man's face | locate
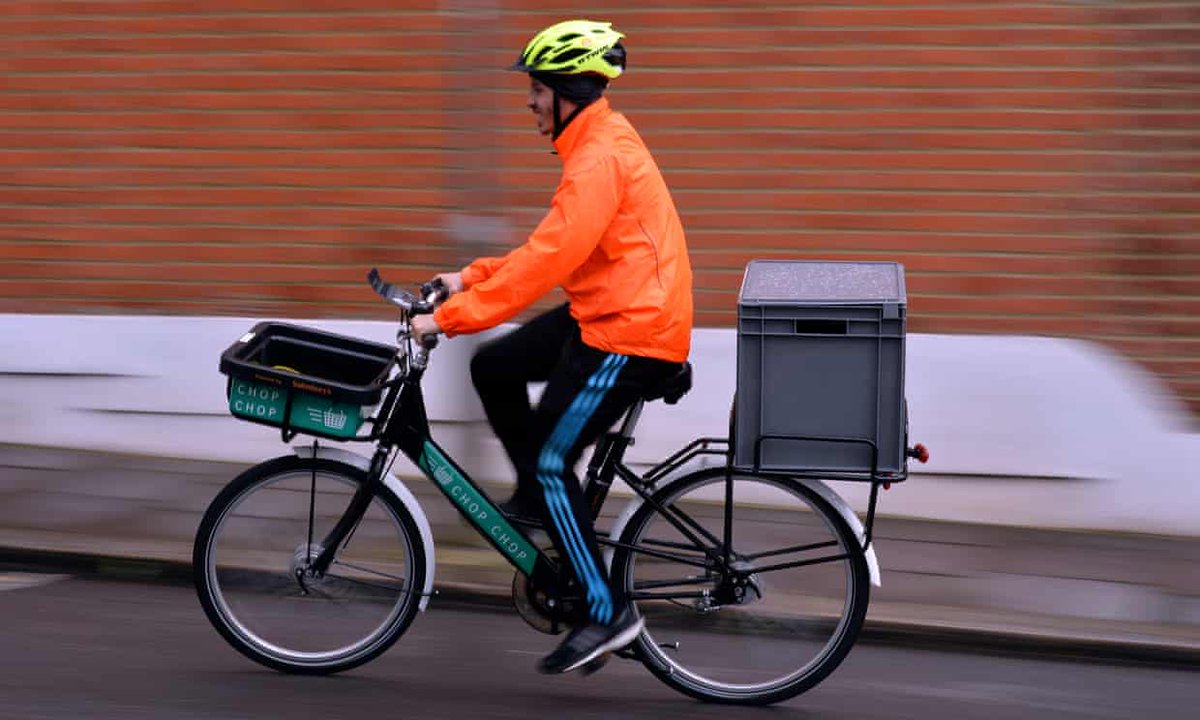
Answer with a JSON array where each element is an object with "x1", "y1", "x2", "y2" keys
[{"x1": 527, "y1": 76, "x2": 555, "y2": 137}]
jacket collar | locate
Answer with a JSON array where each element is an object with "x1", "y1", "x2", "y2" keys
[{"x1": 552, "y1": 97, "x2": 611, "y2": 160}]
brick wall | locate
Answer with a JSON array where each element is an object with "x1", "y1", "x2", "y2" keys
[{"x1": 3, "y1": 1, "x2": 1198, "y2": 410}]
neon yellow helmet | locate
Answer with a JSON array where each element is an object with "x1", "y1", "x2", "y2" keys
[{"x1": 511, "y1": 19, "x2": 627, "y2": 80}]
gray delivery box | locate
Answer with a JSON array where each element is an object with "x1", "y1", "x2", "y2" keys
[{"x1": 734, "y1": 260, "x2": 907, "y2": 477}]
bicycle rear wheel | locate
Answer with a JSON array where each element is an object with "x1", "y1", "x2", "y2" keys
[
  {"x1": 193, "y1": 455, "x2": 425, "y2": 674},
  {"x1": 610, "y1": 467, "x2": 870, "y2": 705}
]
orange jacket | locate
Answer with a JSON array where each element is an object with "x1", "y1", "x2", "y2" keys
[{"x1": 433, "y1": 98, "x2": 693, "y2": 363}]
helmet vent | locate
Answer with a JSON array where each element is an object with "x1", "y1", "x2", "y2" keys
[{"x1": 551, "y1": 47, "x2": 589, "y2": 64}]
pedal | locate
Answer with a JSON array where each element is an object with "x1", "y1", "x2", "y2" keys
[{"x1": 580, "y1": 652, "x2": 611, "y2": 676}]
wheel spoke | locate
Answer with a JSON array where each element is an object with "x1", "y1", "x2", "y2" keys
[
  {"x1": 751, "y1": 553, "x2": 853, "y2": 575},
  {"x1": 307, "y1": 464, "x2": 317, "y2": 559},
  {"x1": 632, "y1": 590, "x2": 709, "y2": 601},
  {"x1": 331, "y1": 559, "x2": 410, "y2": 586},
  {"x1": 627, "y1": 544, "x2": 713, "y2": 568},
  {"x1": 746, "y1": 539, "x2": 839, "y2": 561},
  {"x1": 321, "y1": 573, "x2": 410, "y2": 598},
  {"x1": 633, "y1": 575, "x2": 714, "y2": 591}
]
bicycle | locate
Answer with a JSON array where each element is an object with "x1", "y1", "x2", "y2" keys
[{"x1": 193, "y1": 268, "x2": 928, "y2": 705}]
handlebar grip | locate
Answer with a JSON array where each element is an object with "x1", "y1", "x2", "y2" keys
[
  {"x1": 420, "y1": 277, "x2": 451, "y2": 304},
  {"x1": 367, "y1": 267, "x2": 395, "y2": 300},
  {"x1": 420, "y1": 334, "x2": 440, "y2": 351}
]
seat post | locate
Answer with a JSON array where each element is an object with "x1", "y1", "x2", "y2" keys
[
  {"x1": 584, "y1": 399, "x2": 643, "y2": 517},
  {"x1": 617, "y1": 399, "x2": 645, "y2": 439}
]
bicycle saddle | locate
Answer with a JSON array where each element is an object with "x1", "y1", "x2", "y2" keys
[{"x1": 642, "y1": 362, "x2": 692, "y2": 405}]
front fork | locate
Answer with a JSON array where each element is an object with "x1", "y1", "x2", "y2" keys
[{"x1": 303, "y1": 445, "x2": 391, "y2": 578}]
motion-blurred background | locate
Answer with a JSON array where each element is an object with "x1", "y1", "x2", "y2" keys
[{"x1": 2, "y1": 0, "x2": 1197, "y2": 688}]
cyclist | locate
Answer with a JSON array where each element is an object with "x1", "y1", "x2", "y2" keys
[{"x1": 411, "y1": 19, "x2": 693, "y2": 674}]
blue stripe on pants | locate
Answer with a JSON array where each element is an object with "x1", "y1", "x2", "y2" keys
[
  {"x1": 538, "y1": 355, "x2": 625, "y2": 623},
  {"x1": 536, "y1": 354, "x2": 627, "y2": 624}
]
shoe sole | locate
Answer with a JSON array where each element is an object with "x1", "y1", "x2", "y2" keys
[
  {"x1": 559, "y1": 618, "x2": 645, "y2": 674},
  {"x1": 580, "y1": 653, "x2": 609, "y2": 676}
]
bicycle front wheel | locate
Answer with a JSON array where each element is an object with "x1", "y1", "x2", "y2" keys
[
  {"x1": 193, "y1": 455, "x2": 426, "y2": 674},
  {"x1": 610, "y1": 468, "x2": 870, "y2": 705}
]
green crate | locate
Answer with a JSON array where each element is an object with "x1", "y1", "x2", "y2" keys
[{"x1": 229, "y1": 378, "x2": 365, "y2": 440}]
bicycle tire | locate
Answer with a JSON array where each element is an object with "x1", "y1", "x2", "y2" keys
[
  {"x1": 610, "y1": 467, "x2": 870, "y2": 705},
  {"x1": 194, "y1": 455, "x2": 426, "y2": 674}
]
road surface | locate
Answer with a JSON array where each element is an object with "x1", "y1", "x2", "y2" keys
[{"x1": 1, "y1": 572, "x2": 1194, "y2": 719}]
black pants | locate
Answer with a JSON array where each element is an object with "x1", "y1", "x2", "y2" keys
[{"x1": 470, "y1": 304, "x2": 682, "y2": 625}]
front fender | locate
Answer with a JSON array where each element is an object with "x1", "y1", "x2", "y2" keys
[
  {"x1": 293, "y1": 445, "x2": 437, "y2": 610},
  {"x1": 604, "y1": 475, "x2": 881, "y2": 588}
]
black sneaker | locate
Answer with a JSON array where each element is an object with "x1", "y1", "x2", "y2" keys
[
  {"x1": 498, "y1": 490, "x2": 541, "y2": 521},
  {"x1": 537, "y1": 608, "x2": 644, "y2": 675}
]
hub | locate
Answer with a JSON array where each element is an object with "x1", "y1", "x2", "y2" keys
[
  {"x1": 713, "y1": 559, "x2": 764, "y2": 607},
  {"x1": 290, "y1": 543, "x2": 325, "y2": 593}
]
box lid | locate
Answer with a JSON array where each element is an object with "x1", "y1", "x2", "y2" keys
[{"x1": 739, "y1": 260, "x2": 906, "y2": 305}]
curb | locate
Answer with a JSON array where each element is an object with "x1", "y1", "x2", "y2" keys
[
  {"x1": 3, "y1": 546, "x2": 1196, "y2": 669},
  {"x1": 857, "y1": 619, "x2": 1199, "y2": 668}
]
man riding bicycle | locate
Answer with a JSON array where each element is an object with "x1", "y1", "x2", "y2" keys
[{"x1": 411, "y1": 19, "x2": 693, "y2": 674}]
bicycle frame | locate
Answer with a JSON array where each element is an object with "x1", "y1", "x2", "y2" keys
[
  {"x1": 360, "y1": 367, "x2": 562, "y2": 593},
  {"x1": 370, "y1": 370, "x2": 735, "y2": 579},
  {"x1": 305, "y1": 326, "x2": 882, "y2": 604}
]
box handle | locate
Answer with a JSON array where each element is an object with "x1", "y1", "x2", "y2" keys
[{"x1": 793, "y1": 319, "x2": 848, "y2": 335}]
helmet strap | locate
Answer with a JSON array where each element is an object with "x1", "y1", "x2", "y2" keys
[
  {"x1": 551, "y1": 91, "x2": 588, "y2": 141},
  {"x1": 552, "y1": 90, "x2": 563, "y2": 139}
]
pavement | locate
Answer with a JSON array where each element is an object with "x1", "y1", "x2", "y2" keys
[{"x1": 2, "y1": 443, "x2": 1197, "y2": 666}]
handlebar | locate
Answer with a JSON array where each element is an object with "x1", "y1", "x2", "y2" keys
[
  {"x1": 367, "y1": 268, "x2": 445, "y2": 316},
  {"x1": 367, "y1": 267, "x2": 446, "y2": 354}
]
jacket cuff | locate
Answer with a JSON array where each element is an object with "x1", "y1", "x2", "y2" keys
[
  {"x1": 460, "y1": 263, "x2": 486, "y2": 289},
  {"x1": 432, "y1": 305, "x2": 458, "y2": 338}
]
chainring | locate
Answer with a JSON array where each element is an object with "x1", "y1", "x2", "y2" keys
[{"x1": 511, "y1": 558, "x2": 588, "y2": 635}]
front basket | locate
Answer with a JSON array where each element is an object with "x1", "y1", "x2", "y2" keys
[{"x1": 218, "y1": 322, "x2": 398, "y2": 440}]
